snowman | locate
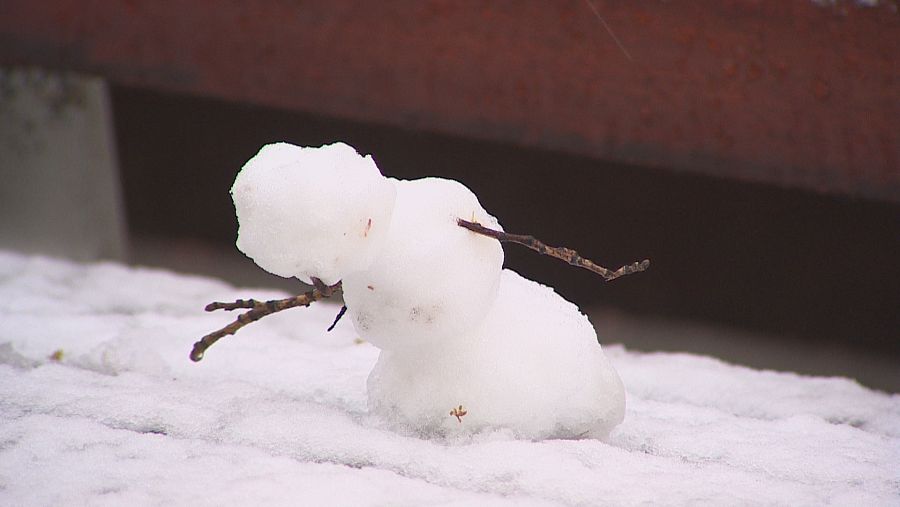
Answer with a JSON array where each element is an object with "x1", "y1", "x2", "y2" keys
[{"x1": 221, "y1": 141, "x2": 631, "y2": 440}]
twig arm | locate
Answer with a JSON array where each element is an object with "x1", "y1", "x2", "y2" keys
[
  {"x1": 192, "y1": 219, "x2": 646, "y2": 362},
  {"x1": 457, "y1": 218, "x2": 649, "y2": 281},
  {"x1": 190, "y1": 282, "x2": 341, "y2": 362}
]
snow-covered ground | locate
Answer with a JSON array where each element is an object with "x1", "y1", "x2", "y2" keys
[{"x1": 1, "y1": 250, "x2": 897, "y2": 506}]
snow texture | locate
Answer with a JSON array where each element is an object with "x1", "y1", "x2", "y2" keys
[
  {"x1": 342, "y1": 177, "x2": 504, "y2": 350},
  {"x1": 231, "y1": 142, "x2": 395, "y2": 285},
  {"x1": 367, "y1": 269, "x2": 625, "y2": 440},
  {"x1": 2, "y1": 250, "x2": 898, "y2": 506}
]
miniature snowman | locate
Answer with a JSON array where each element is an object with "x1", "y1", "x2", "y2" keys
[{"x1": 230, "y1": 142, "x2": 626, "y2": 440}]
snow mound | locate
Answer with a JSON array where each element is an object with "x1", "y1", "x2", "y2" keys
[
  {"x1": 1, "y1": 251, "x2": 898, "y2": 505},
  {"x1": 368, "y1": 269, "x2": 625, "y2": 440},
  {"x1": 232, "y1": 142, "x2": 395, "y2": 285},
  {"x1": 342, "y1": 178, "x2": 504, "y2": 349}
]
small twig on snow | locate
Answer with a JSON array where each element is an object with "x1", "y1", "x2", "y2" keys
[
  {"x1": 327, "y1": 305, "x2": 348, "y2": 332},
  {"x1": 190, "y1": 280, "x2": 341, "y2": 362},
  {"x1": 457, "y1": 218, "x2": 649, "y2": 281},
  {"x1": 450, "y1": 405, "x2": 468, "y2": 423}
]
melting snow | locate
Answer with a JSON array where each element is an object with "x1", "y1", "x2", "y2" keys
[{"x1": 1, "y1": 250, "x2": 898, "y2": 505}]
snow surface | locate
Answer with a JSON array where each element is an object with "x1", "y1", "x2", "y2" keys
[{"x1": 1, "y1": 250, "x2": 899, "y2": 506}]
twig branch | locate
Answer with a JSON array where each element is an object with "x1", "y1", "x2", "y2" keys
[
  {"x1": 192, "y1": 220, "x2": 646, "y2": 362},
  {"x1": 190, "y1": 281, "x2": 341, "y2": 362},
  {"x1": 457, "y1": 218, "x2": 649, "y2": 281},
  {"x1": 327, "y1": 305, "x2": 348, "y2": 332}
]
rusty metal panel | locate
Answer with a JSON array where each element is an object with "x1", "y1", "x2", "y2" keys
[{"x1": 1, "y1": 1, "x2": 897, "y2": 201}]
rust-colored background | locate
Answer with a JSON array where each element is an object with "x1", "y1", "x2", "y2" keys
[{"x1": 2, "y1": 0, "x2": 897, "y2": 200}]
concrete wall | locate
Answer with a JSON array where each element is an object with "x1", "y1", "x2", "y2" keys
[{"x1": 0, "y1": 67, "x2": 126, "y2": 261}]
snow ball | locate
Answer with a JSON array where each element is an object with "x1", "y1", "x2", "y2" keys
[
  {"x1": 231, "y1": 142, "x2": 395, "y2": 285},
  {"x1": 366, "y1": 269, "x2": 626, "y2": 440},
  {"x1": 342, "y1": 178, "x2": 504, "y2": 350}
]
